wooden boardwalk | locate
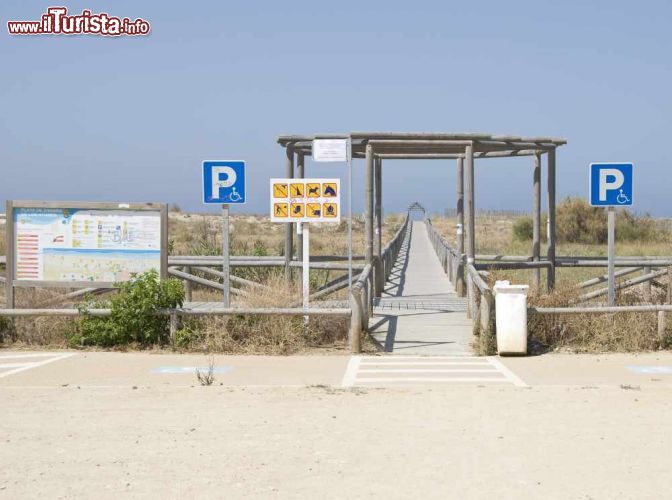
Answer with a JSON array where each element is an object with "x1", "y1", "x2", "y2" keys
[{"x1": 369, "y1": 221, "x2": 473, "y2": 355}]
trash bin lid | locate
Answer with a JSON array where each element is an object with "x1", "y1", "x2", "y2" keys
[{"x1": 493, "y1": 282, "x2": 529, "y2": 295}]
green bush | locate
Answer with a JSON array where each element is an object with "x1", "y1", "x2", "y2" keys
[
  {"x1": 68, "y1": 270, "x2": 184, "y2": 348},
  {"x1": 512, "y1": 217, "x2": 534, "y2": 241},
  {"x1": 0, "y1": 316, "x2": 11, "y2": 343}
]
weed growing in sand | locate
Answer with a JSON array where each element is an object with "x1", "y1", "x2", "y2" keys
[{"x1": 196, "y1": 356, "x2": 216, "y2": 386}]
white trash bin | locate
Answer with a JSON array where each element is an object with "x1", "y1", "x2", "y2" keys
[{"x1": 493, "y1": 280, "x2": 529, "y2": 355}]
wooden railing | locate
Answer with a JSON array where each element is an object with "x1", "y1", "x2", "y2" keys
[
  {"x1": 424, "y1": 217, "x2": 495, "y2": 339},
  {"x1": 425, "y1": 218, "x2": 461, "y2": 288},
  {"x1": 348, "y1": 213, "x2": 410, "y2": 353}
]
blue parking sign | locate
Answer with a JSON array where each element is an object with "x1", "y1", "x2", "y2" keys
[
  {"x1": 589, "y1": 163, "x2": 633, "y2": 207},
  {"x1": 202, "y1": 161, "x2": 246, "y2": 204}
]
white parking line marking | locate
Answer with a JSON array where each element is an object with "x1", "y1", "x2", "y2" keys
[
  {"x1": 0, "y1": 353, "x2": 70, "y2": 360},
  {"x1": 0, "y1": 353, "x2": 76, "y2": 379},
  {"x1": 487, "y1": 357, "x2": 527, "y2": 387},
  {"x1": 341, "y1": 356, "x2": 361, "y2": 388},
  {"x1": 0, "y1": 363, "x2": 40, "y2": 369}
]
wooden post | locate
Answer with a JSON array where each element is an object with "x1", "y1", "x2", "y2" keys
[
  {"x1": 456, "y1": 157, "x2": 465, "y2": 296},
  {"x1": 465, "y1": 144, "x2": 475, "y2": 313},
  {"x1": 658, "y1": 311, "x2": 666, "y2": 346},
  {"x1": 284, "y1": 145, "x2": 294, "y2": 283},
  {"x1": 546, "y1": 147, "x2": 557, "y2": 291},
  {"x1": 350, "y1": 290, "x2": 362, "y2": 353},
  {"x1": 5, "y1": 201, "x2": 15, "y2": 309},
  {"x1": 668, "y1": 267, "x2": 672, "y2": 304},
  {"x1": 160, "y1": 203, "x2": 169, "y2": 282},
  {"x1": 374, "y1": 156, "x2": 383, "y2": 296},
  {"x1": 365, "y1": 144, "x2": 374, "y2": 269},
  {"x1": 170, "y1": 312, "x2": 178, "y2": 346},
  {"x1": 183, "y1": 266, "x2": 192, "y2": 302},
  {"x1": 465, "y1": 144, "x2": 475, "y2": 266},
  {"x1": 532, "y1": 152, "x2": 541, "y2": 291},
  {"x1": 643, "y1": 266, "x2": 651, "y2": 302}
]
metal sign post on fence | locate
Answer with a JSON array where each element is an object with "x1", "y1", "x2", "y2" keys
[
  {"x1": 607, "y1": 206, "x2": 615, "y2": 306},
  {"x1": 589, "y1": 162, "x2": 634, "y2": 306},
  {"x1": 222, "y1": 203, "x2": 230, "y2": 307},
  {"x1": 202, "y1": 160, "x2": 247, "y2": 308}
]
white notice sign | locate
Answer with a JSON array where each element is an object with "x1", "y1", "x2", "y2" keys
[{"x1": 312, "y1": 139, "x2": 348, "y2": 162}]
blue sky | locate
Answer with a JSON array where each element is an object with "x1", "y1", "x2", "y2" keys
[{"x1": 1, "y1": 1, "x2": 671, "y2": 215}]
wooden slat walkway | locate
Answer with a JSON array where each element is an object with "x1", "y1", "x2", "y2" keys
[{"x1": 369, "y1": 221, "x2": 473, "y2": 355}]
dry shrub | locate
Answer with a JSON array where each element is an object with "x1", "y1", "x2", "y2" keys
[
  {"x1": 176, "y1": 275, "x2": 348, "y2": 354},
  {"x1": 1, "y1": 288, "x2": 80, "y2": 346},
  {"x1": 527, "y1": 284, "x2": 667, "y2": 353},
  {"x1": 5, "y1": 316, "x2": 75, "y2": 347}
]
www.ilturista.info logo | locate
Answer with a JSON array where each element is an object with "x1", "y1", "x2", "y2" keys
[{"x1": 7, "y1": 7, "x2": 151, "y2": 36}]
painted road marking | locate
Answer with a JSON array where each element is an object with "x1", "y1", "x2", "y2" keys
[
  {"x1": 342, "y1": 356, "x2": 526, "y2": 387},
  {"x1": 0, "y1": 352, "x2": 76, "y2": 379},
  {"x1": 627, "y1": 365, "x2": 672, "y2": 374}
]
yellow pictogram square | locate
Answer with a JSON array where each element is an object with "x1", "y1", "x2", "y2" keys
[
  {"x1": 290, "y1": 203, "x2": 305, "y2": 218},
  {"x1": 322, "y1": 183, "x2": 337, "y2": 197},
  {"x1": 323, "y1": 203, "x2": 337, "y2": 218},
  {"x1": 273, "y1": 183, "x2": 288, "y2": 198},
  {"x1": 273, "y1": 203, "x2": 288, "y2": 218},
  {"x1": 306, "y1": 183, "x2": 321, "y2": 198},
  {"x1": 290, "y1": 183, "x2": 305, "y2": 198},
  {"x1": 306, "y1": 203, "x2": 321, "y2": 218}
]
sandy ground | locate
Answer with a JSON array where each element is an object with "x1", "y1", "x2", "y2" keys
[
  {"x1": 2, "y1": 351, "x2": 672, "y2": 498},
  {"x1": 2, "y1": 384, "x2": 672, "y2": 499}
]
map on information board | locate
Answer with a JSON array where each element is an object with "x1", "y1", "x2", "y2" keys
[{"x1": 13, "y1": 208, "x2": 162, "y2": 283}]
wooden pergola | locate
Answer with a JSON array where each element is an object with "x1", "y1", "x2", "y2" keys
[{"x1": 277, "y1": 132, "x2": 567, "y2": 296}]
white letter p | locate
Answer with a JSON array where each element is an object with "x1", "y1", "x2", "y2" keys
[
  {"x1": 211, "y1": 166, "x2": 236, "y2": 198},
  {"x1": 599, "y1": 168, "x2": 624, "y2": 201}
]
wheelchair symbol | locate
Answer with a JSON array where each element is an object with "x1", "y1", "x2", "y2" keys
[
  {"x1": 616, "y1": 189, "x2": 630, "y2": 204},
  {"x1": 226, "y1": 187, "x2": 242, "y2": 203}
]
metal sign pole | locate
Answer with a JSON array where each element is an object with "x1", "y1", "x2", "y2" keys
[
  {"x1": 222, "y1": 203, "x2": 230, "y2": 307},
  {"x1": 303, "y1": 222, "x2": 310, "y2": 324},
  {"x1": 607, "y1": 206, "x2": 615, "y2": 306},
  {"x1": 347, "y1": 137, "x2": 353, "y2": 294}
]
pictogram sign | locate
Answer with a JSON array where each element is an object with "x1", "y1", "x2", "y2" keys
[{"x1": 270, "y1": 178, "x2": 340, "y2": 223}]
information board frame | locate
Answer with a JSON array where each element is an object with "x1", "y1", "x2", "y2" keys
[{"x1": 5, "y1": 200, "x2": 168, "y2": 307}]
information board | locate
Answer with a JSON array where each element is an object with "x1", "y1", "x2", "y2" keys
[{"x1": 8, "y1": 202, "x2": 166, "y2": 287}]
